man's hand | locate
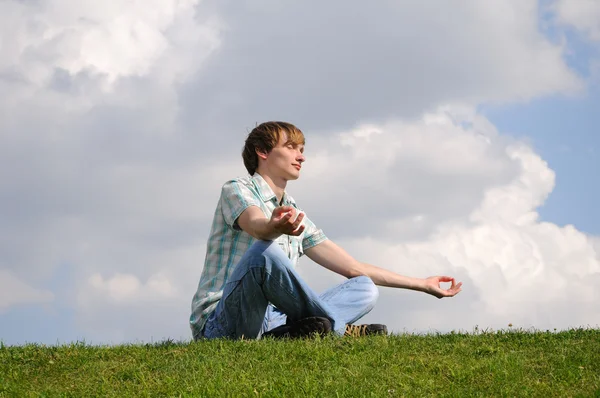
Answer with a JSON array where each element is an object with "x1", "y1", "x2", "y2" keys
[
  {"x1": 423, "y1": 276, "x2": 462, "y2": 299},
  {"x1": 268, "y1": 206, "x2": 306, "y2": 236}
]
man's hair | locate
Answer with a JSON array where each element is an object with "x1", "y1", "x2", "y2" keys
[{"x1": 242, "y1": 121, "x2": 305, "y2": 175}]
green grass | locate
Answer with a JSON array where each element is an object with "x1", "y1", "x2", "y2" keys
[{"x1": 1, "y1": 328, "x2": 599, "y2": 397}]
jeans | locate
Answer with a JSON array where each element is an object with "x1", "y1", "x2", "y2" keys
[{"x1": 202, "y1": 240, "x2": 379, "y2": 339}]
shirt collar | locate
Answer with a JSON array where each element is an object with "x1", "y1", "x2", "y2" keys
[{"x1": 251, "y1": 173, "x2": 291, "y2": 205}]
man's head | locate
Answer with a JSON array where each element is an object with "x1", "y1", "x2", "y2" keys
[{"x1": 242, "y1": 121, "x2": 305, "y2": 178}]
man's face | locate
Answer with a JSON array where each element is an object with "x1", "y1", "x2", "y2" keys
[{"x1": 262, "y1": 132, "x2": 305, "y2": 181}]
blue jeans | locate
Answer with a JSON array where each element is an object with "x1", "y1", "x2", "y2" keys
[{"x1": 202, "y1": 240, "x2": 379, "y2": 339}]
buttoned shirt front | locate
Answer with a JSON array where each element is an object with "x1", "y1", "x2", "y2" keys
[{"x1": 189, "y1": 174, "x2": 328, "y2": 337}]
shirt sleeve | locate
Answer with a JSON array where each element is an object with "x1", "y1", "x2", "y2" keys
[
  {"x1": 301, "y1": 213, "x2": 328, "y2": 251},
  {"x1": 220, "y1": 180, "x2": 263, "y2": 230}
]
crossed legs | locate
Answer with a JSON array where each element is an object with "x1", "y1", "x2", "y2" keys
[{"x1": 202, "y1": 240, "x2": 379, "y2": 339}]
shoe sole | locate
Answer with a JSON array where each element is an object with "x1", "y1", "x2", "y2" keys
[
  {"x1": 263, "y1": 317, "x2": 332, "y2": 339},
  {"x1": 344, "y1": 323, "x2": 389, "y2": 337},
  {"x1": 369, "y1": 324, "x2": 388, "y2": 335}
]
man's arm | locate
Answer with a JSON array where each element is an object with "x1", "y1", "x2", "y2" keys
[
  {"x1": 305, "y1": 240, "x2": 462, "y2": 299},
  {"x1": 237, "y1": 206, "x2": 305, "y2": 241}
]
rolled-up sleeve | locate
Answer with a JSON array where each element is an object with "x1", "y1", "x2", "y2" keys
[
  {"x1": 220, "y1": 181, "x2": 262, "y2": 230},
  {"x1": 301, "y1": 215, "x2": 328, "y2": 251}
]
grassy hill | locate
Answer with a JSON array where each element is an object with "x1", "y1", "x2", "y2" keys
[{"x1": 1, "y1": 328, "x2": 599, "y2": 397}]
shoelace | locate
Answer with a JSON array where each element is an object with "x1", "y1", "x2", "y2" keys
[{"x1": 344, "y1": 324, "x2": 368, "y2": 337}]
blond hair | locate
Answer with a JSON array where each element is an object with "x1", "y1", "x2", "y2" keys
[{"x1": 242, "y1": 121, "x2": 305, "y2": 175}]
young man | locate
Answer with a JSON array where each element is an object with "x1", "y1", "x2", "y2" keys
[{"x1": 190, "y1": 121, "x2": 462, "y2": 340}]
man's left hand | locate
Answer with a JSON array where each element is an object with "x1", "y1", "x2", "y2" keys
[{"x1": 423, "y1": 276, "x2": 462, "y2": 299}]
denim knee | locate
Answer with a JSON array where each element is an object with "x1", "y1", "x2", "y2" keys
[
  {"x1": 260, "y1": 241, "x2": 291, "y2": 269},
  {"x1": 354, "y1": 275, "x2": 379, "y2": 306},
  {"x1": 233, "y1": 240, "x2": 290, "y2": 280}
]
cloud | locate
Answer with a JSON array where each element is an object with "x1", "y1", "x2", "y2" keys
[
  {"x1": 297, "y1": 109, "x2": 600, "y2": 333},
  {"x1": 0, "y1": 0, "x2": 225, "y2": 280},
  {"x1": 178, "y1": 0, "x2": 582, "y2": 135},
  {"x1": 86, "y1": 272, "x2": 178, "y2": 302},
  {"x1": 292, "y1": 105, "x2": 520, "y2": 241},
  {"x1": 69, "y1": 106, "x2": 599, "y2": 341},
  {"x1": 0, "y1": 1, "x2": 597, "y2": 344},
  {"x1": 0, "y1": 269, "x2": 54, "y2": 313},
  {"x1": 552, "y1": 0, "x2": 600, "y2": 41},
  {"x1": 0, "y1": 0, "x2": 222, "y2": 89},
  {"x1": 73, "y1": 244, "x2": 213, "y2": 343}
]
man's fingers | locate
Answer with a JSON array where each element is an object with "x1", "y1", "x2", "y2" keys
[
  {"x1": 436, "y1": 276, "x2": 458, "y2": 290},
  {"x1": 272, "y1": 208, "x2": 307, "y2": 236},
  {"x1": 274, "y1": 206, "x2": 295, "y2": 217},
  {"x1": 427, "y1": 276, "x2": 462, "y2": 298},
  {"x1": 290, "y1": 224, "x2": 306, "y2": 236},
  {"x1": 288, "y1": 213, "x2": 305, "y2": 235},
  {"x1": 444, "y1": 282, "x2": 463, "y2": 297},
  {"x1": 279, "y1": 210, "x2": 303, "y2": 227},
  {"x1": 275, "y1": 209, "x2": 296, "y2": 222},
  {"x1": 292, "y1": 212, "x2": 305, "y2": 228}
]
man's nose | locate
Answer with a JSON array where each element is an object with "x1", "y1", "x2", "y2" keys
[{"x1": 297, "y1": 153, "x2": 305, "y2": 163}]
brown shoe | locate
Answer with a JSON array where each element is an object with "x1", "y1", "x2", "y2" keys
[{"x1": 344, "y1": 324, "x2": 388, "y2": 337}]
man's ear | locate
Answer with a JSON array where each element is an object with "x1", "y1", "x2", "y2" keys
[{"x1": 256, "y1": 148, "x2": 268, "y2": 160}]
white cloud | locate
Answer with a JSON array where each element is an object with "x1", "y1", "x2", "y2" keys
[
  {"x1": 297, "y1": 108, "x2": 600, "y2": 333},
  {"x1": 75, "y1": 258, "x2": 205, "y2": 343},
  {"x1": 0, "y1": 269, "x2": 54, "y2": 313},
  {"x1": 179, "y1": 0, "x2": 581, "y2": 133},
  {"x1": 553, "y1": 0, "x2": 600, "y2": 41},
  {"x1": 0, "y1": 0, "x2": 226, "y2": 284},
  {"x1": 0, "y1": 0, "x2": 221, "y2": 89},
  {"x1": 0, "y1": 1, "x2": 597, "y2": 343},
  {"x1": 86, "y1": 272, "x2": 177, "y2": 303},
  {"x1": 293, "y1": 105, "x2": 520, "y2": 241}
]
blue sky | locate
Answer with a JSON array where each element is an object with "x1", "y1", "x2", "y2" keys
[
  {"x1": 484, "y1": 24, "x2": 600, "y2": 235},
  {"x1": 484, "y1": 91, "x2": 600, "y2": 235},
  {"x1": 1, "y1": 0, "x2": 599, "y2": 346}
]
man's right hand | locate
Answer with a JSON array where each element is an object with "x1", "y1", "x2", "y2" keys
[
  {"x1": 236, "y1": 205, "x2": 306, "y2": 241},
  {"x1": 269, "y1": 206, "x2": 306, "y2": 236}
]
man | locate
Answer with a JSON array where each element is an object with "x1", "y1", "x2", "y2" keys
[{"x1": 190, "y1": 121, "x2": 462, "y2": 340}]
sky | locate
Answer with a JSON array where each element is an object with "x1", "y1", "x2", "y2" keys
[{"x1": 0, "y1": 0, "x2": 599, "y2": 345}]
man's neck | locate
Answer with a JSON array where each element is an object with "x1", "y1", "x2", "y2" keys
[{"x1": 256, "y1": 172, "x2": 286, "y2": 204}]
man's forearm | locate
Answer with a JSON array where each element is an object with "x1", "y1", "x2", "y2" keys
[
  {"x1": 356, "y1": 262, "x2": 427, "y2": 291},
  {"x1": 305, "y1": 240, "x2": 461, "y2": 298},
  {"x1": 306, "y1": 240, "x2": 427, "y2": 291},
  {"x1": 238, "y1": 206, "x2": 305, "y2": 241},
  {"x1": 247, "y1": 218, "x2": 282, "y2": 241}
]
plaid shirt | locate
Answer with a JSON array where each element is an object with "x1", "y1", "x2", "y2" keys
[{"x1": 189, "y1": 173, "x2": 328, "y2": 337}]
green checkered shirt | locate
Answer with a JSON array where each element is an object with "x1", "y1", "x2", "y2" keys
[{"x1": 189, "y1": 173, "x2": 328, "y2": 338}]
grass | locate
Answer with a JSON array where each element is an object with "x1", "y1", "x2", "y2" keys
[{"x1": 1, "y1": 328, "x2": 599, "y2": 397}]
